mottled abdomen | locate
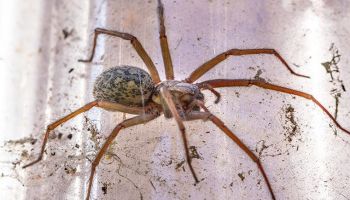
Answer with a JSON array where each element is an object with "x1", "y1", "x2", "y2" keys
[{"x1": 93, "y1": 66, "x2": 155, "y2": 107}]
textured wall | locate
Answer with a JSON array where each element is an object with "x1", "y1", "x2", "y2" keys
[{"x1": 1, "y1": 0, "x2": 350, "y2": 199}]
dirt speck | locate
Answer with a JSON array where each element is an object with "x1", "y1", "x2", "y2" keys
[
  {"x1": 255, "y1": 140, "x2": 269, "y2": 158},
  {"x1": 84, "y1": 116, "x2": 101, "y2": 152},
  {"x1": 255, "y1": 104, "x2": 302, "y2": 158},
  {"x1": 175, "y1": 160, "x2": 185, "y2": 170},
  {"x1": 321, "y1": 43, "x2": 345, "y2": 122},
  {"x1": 238, "y1": 172, "x2": 245, "y2": 181},
  {"x1": 189, "y1": 146, "x2": 202, "y2": 160},
  {"x1": 64, "y1": 165, "x2": 77, "y2": 175},
  {"x1": 283, "y1": 105, "x2": 299, "y2": 142},
  {"x1": 254, "y1": 69, "x2": 264, "y2": 81},
  {"x1": 21, "y1": 150, "x2": 29, "y2": 158},
  {"x1": 6, "y1": 136, "x2": 37, "y2": 146},
  {"x1": 102, "y1": 182, "x2": 109, "y2": 195},
  {"x1": 62, "y1": 28, "x2": 74, "y2": 39}
]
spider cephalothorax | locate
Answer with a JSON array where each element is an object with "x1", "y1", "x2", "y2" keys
[
  {"x1": 23, "y1": 0, "x2": 350, "y2": 200},
  {"x1": 152, "y1": 80, "x2": 205, "y2": 118}
]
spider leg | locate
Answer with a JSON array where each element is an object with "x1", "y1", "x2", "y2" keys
[
  {"x1": 86, "y1": 112, "x2": 159, "y2": 200},
  {"x1": 157, "y1": 0, "x2": 174, "y2": 80},
  {"x1": 159, "y1": 86, "x2": 200, "y2": 183},
  {"x1": 186, "y1": 49, "x2": 310, "y2": 83},
  {"x1": 22, "y1": 101, "x2": 99, "y2": 168},
  {"x1": 199, "y1": 83, "x2": 221, "y2": 103},
  {"x1": 78, "y1": 28, "x2": 161, "y2": 83},
  {"x1": 188, "y1": 103, "x2": 276, "y2": 200},
  {"x1": 22, "y1": 101, "x2": 158, "y2": 168},
  {"x1": 197, "y1": 79, "x2": 350, "y2": 135},
  {"x1": 182, "y1": 111, "x2": 211, "y2": 121}
]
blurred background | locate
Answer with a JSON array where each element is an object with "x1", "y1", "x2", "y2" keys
[{"x1": 1, "y1": 0, "x2": 350, "y2": 199}]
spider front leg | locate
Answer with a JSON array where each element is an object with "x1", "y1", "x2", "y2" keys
[
  {"x1": 86, "y1": 112, "x2": 159, "y2": 200},
  {"x1": 157, "y1": 0, "x2": 174, "y2": 80},
  {"x1": 197, "y1": 79, "x2": 350, "y2": 135},
  {"x1": 186, "y1": 48, "x2": 310, "y2": 83},
  {"x1": 79, "y1": 28, "x2": 161, "y2": 83},
  {"x1": 159, "y1": 87, "x2": 200, "y2": 183}
]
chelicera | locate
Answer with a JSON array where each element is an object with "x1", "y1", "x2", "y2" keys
[{"x1": 23, "y1": 1, "x2": 350, "y2": 200}]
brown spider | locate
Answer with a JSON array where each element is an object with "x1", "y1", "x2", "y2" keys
[{"x1": 22, "y1": 0, "x2": 350, "y2": 200}]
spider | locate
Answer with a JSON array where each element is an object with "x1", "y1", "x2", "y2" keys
[{"x1": 22, "y1": 1, "x2": 350, "y2": 200}]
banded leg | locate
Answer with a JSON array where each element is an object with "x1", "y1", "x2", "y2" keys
[
  {"x1": 86, "y1": 113, "x2": 159, "y2": 200},
  {"x1": 158, "y1": 0, "x2": 174, "y2": 80},
  {"x1": 187, "y1": 104, "x2": 276, "y2": 200},
  {"x1": 159, "y1": 87, "x2": 199, "y2": 183},
  {"x1": 197, "y1": 79, "x2": 350, "y2": 135},
  {"x1": 186, "y1": 49, "x2": 310, "y2": 83},
  {"x1": 79, "y1": 28, "x2": 161, "y2": 83}
]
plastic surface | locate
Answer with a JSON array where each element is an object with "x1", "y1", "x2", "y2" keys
[{"x1": 1, "y1": 0, "x2": 350, "y2": 199}]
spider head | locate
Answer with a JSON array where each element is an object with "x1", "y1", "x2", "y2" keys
[{"x1": 152, "y1": 81, "x2": 204, "y2": 118}]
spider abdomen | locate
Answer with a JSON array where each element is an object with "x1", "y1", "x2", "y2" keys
[{"x1": 93, "y1": 66, "x2": 155, "y2": 107}]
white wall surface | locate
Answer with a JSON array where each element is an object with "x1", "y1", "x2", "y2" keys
[{"x1": 1, "y1": 0, "x2": 350, "y2": 199}]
